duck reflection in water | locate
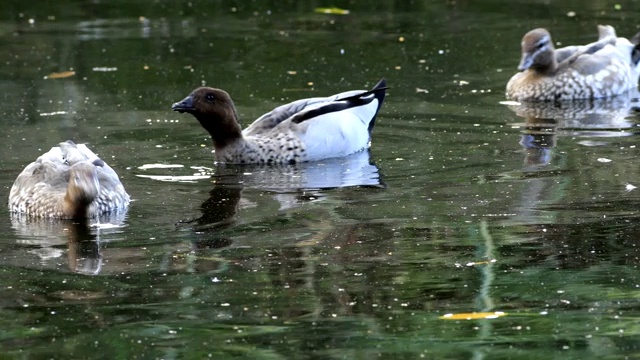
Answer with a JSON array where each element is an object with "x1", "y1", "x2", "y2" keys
[
  {"x1": 507, "y1": 90, "x2": 640, "y2": 168},
  {"x1": 519, "y1": 118, "x2": 557, "y2": 168},
  {"x1": 177, "y1": 150, "x2": 384, "y2": 233},
  {"x1": 9, "y1": 212, "x2": 127, "y2": 275}
]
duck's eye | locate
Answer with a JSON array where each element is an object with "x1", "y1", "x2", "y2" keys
[
  {"x1": 536, "y1": 42, "x2": 545, "y2": 50},
  {"x1": 205, "y1": 93, "x2": 215, "y2": 101}
]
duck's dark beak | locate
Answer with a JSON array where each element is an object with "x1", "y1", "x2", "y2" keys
[
  {"x1": 171, "y1": 95, "x2": 195, "y2": 113},
  {"x1": 518, "y1": 53, "x2": 534, "y2": 71}
]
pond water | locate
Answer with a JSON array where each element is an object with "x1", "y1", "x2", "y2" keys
[{"x1": 2, "y1": 0, "x2": 640, "y2": 358}]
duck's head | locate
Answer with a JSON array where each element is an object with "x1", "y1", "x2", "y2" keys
[
  {"x1": 64, "y1": 160, "x2": 101, "y2": 218},
  {"x1": 518, "y1": 28, "x2": 556, "y2": 72},
  {"x1": 172, "y1": 87, "x2": 242, "y2": 148}
]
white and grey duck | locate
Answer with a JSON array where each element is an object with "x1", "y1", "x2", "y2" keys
[
  {"x1": 8, "y1": 141, "x2": 130, "y2": 219},
  {"x1": 506, "y1": 25, "x2": 640, "y2": 101},
  {"x1": 172, "y1": 78, "x2": 387, "y2": 164}
]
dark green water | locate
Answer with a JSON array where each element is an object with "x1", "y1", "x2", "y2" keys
[{"x1": 2, "y1": 0, "x2": 640, "y2": 358}]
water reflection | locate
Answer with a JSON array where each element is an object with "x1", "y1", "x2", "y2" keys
[
  {"x1": 143, "y1": 151, "x2": 384, "y2": 231},
  {"x1": 507, "y1": 93, "x2": 640, "y2": 167},
  {"x1": 7, "y1": 213, "x2": 127, "y2": 275},
  {"x1": 225, "y1": 150, "x2": 385, "y2": 192},
  {"x1": 507, "y1": 92, "x2": 639, "y2": 126}
]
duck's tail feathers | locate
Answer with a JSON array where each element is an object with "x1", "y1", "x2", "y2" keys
[
  {"x1": 365, "y1": 78, "x2": 387, "y2": 135},
  {"x1": 629, "y1": 32, "x2": 640, "y2": 66},
  {"x1": 336, "y1": 78, "x2": 388, "y2": 103},
  {"x1": 597, "y1": 25, "x2": 616, "y2": 40},
  {"x1": 334, "y1": 78, "x2": 387, "y2": 134}
]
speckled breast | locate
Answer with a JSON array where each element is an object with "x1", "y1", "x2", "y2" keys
[
  {"x1": 220, "y1": 134, "x2": 308, "y2": 165},
  {"x1": 506, "y1": 61, "x2": 635, "y2": 101}
]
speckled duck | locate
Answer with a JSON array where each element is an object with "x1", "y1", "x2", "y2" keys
[
  {"x1": 172, "y1": 79, "x2": 387, "y2": 164},
  {"x1": 8, "y1": 141, "x2": 130, "y2": 219},
  {"x1": 506, "y1": 25, "x2": 640, "y2": 101}
]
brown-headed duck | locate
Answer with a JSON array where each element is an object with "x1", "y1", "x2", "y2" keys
[
  {"x1": 506, "y1": 25, "x2": 640, "y2": 101},
  {"x1": 172, "y1": 78, "x2": 387, "y2": 164}
]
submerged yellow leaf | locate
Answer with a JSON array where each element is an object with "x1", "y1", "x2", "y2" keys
[
  {"x1": 314, "y1": 7, "x2": 350, "y2": 15},
  {"x1": 44, "y1": 70, "x2": 75, "y2": 79},
  {"x1": 439, "y1": 311, "x2": 507, "y2": 320}
]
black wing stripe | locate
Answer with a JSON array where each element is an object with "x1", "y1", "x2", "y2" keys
[
  {"x1": 291, "y1": 78, "x2": 388, "y2": 126},
  {"x1": 290, "y1": 102, "x2": 356, "y2": 124}
]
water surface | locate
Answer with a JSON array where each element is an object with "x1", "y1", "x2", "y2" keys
[{"x1": 2, "y1": 1, "x2": 640, "y2": 358}]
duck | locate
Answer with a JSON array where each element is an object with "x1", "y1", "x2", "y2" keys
[
  {"x1": 171, "y1": 78, "x2": 387, "y2": 164},
  {"x1": 8, "y1": 140, "x2": 130, "y2": 219},
  {"x1": 506, "y1": 25, "x2": 640, "y2": 101}
]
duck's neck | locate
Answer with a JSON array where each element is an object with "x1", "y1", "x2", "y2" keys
[
  {"x1": 62, "y1": 194, "x2": 92, "y2": 219},
  {"x1": 62, "y1": 181, "x2": 96, "y2": 219},
  {"x1": 194, "y1": 111, "x2": 244, "y2": 151},
  {"x1": 534, "y1": 50, "x2": 558, "y2": 75}
]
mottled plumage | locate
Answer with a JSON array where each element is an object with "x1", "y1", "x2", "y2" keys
[
  {"x1": 8, "y1": 141, "x2": 130, "y2": 219},
  {"x1": 506, "y1": 25, "x2": 640, "y2": 101},
  {"x1": 172, "y1": 79, "x2": 387, "y2": 164}
]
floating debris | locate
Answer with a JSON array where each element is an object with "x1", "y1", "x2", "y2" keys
[
  {"x1": 597, "y1": 158, "x2": 612, "y2": 163},
  {"x1": 440, "y1": 311, "x2": 507, "y2": 320},
  {"x1": 92, "y1": 67, "x2": 118, "y2": 72},
  {"x1": 314, "y1": 7, "x2": 350, "y2": 15},
  {"x1": 44, "y1": 70, "x2": 75, "y2": 79},
  {"x1": 40, "y1": 111, "x2": 68, "y2": 116},
  {"x1": 466, "y1": 259, "x2": 497, "y2": 266}
]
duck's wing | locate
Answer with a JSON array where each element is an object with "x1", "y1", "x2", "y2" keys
[
  {"x1": 556, "y1": 35, "x2": 620, "y2": 75},
  {"x1": 290, "y1": 78, "x2": 387, "y2": 135},
  {"x1": 58, "y1": 140, "x2": 92, "y2": 164},
  {"x1": 243, "y1": 94, "x2": 361, "y2": 136},
  {"x1": 554, "y1": 46, "x2": 580, "y2": 63},
  {"x1": 553, "y1": 26, "x2": 616, "y2": 64},
  {"x1": 286, "y1": 79, "x2": 387, "y2": 162},
  {"x1": 59, "y1": 141, "x2": 118, "y2": 183},
  {"x1": 30, "y1": 146, "x2": 70, "y2": 186},
  {"x1": 75, "y1": 144, "x2": 130, "y2": 210},
  {"x1": 8, "y1": 146, "x2": 70, "y2": 213},
  {"x1": 91, "y1": 160, "x2": 130, "y2": 213},
  {"x1": 243, "y1": 79, "x2": 387, "y2": 136},
  {"x1": 15, "y1": 142, "x2": 92, "y2": 188}
]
